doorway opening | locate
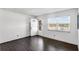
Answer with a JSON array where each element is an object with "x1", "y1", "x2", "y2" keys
[{"x1": 30, "y1": 18, "x2": 39, "y2": 36}]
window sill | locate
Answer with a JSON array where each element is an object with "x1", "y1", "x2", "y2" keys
[{"x1": 48, "y1": 30, "x2": 70, "y2": 33}]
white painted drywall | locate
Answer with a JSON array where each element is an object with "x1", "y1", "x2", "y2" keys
[
  {"x1": 2, "y1": 8, "x2": 71, "y2": 16},
  {"x1": 37, "y1": 9, "x2": 78, "y2": 45},
  {"x1": 0, "y1": 9, "x2": 30, "y2": 43}
]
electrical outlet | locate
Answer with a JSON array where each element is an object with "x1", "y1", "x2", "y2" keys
[
  {"x1": 53, "y1": 34, "x2": 56, "y2": 38},
  {"x1": 16, "y1": 35, "x2": 19, "y2": 38},
  {"x1": 54, "y1": 35, "x2": 56, "y2": 36}
]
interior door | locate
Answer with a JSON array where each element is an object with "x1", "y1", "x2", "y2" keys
[{"x1": 31, "y1": 18, "x2": 38, "y2": 36}]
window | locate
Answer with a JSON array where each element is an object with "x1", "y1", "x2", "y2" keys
[
  {"x1": 77, "y1": 15, "x2": 79, "y2": 29},
  {"x1": 48, "y1": 16, "x2": 70, "y2": 31}
]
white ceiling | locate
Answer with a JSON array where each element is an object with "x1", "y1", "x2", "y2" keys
[{"x1": 2, "y1": 8, "x2": 71, "y2": 16}]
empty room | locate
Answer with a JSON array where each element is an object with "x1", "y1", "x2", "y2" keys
[{"x1": 0, "y1": 8, "x2": 79, "y2": 51}]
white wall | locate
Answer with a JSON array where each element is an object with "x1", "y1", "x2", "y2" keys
[
  {"x1": 37, "y1": 9, "x2": 78, "y2": 45},
  {"x1": 0, "y1": 9, "x2": 30, "y2": 43}
]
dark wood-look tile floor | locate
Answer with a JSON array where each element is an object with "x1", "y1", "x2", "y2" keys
[{"x1": 0, "y1": 36, "x2": 78, "y2": 51}]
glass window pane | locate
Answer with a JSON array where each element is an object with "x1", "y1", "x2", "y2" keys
[{"x1": 48, "y1": 16, "x2": 70, "y2": 31}]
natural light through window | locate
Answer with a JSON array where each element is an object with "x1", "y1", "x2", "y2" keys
[{"x1": 48, "y1": 16, "x2": 70, "y2": 31}]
